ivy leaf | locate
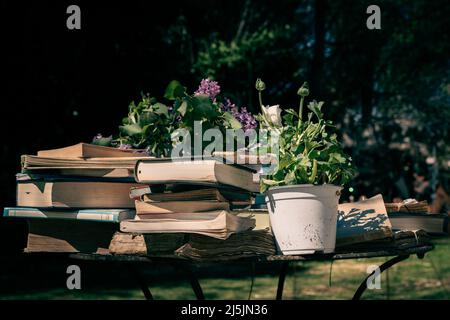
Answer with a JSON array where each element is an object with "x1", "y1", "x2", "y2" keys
[
  {"x1": 177, "y1": 100, "x2": 188, "y2": 116},
  {"x1": 119, "y1": 123, "x2": 143, "y2": 136},
  {"x1": 223, "y1": 112, "x2": 242, "y2": 129},
  {"x1": 152, "y1": 103, "x2": 169, "y2": 116},
  {"x1": 164, "y1": 80, "x2": 186, "y2": 100}
]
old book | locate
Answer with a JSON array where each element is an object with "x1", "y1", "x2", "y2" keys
[
  {"x1": 168, "y1": 184, "x2": 253, "y2": 204},
  {"x1": 26, "y1": 219, "x2": 118, "y2": 253},
  {"x1": 135, "y1": 200, "x2": 230, "y2": 215},
  {"x1": 135, "y1": 159, "x2": 259, "y2": 192},
  {"x1": 16, "y1": 172, "x2": 135, "y2": 183},
  {"x1": 17, "y1": 180, "x2": 140, "y2": 208},
  {"x1": 109, "y1": 232, "x2": 186, "y2": 255},
  {"x1": 336, "y1": 194, "x2": 393, "y2": 246},
  {"x1": 337, "y1": 229, "x2": 431, "y2": 252},
  {"x1": 175, "y1": 229, "x2": 276, "y2": 261},
  {"x1": 21, "y1": 155, "x2": 149, "y2": 170},
  {"x1": 4, "y1": 207, "x2": 135, "y2": 223},
  {"x1": 212, "y1": 151, "x2": 277, "y2": 165},
  {"x1": 388, "y1": 212, "x2": 449, "y2": 235},
  {"x1": 120, "y1": 210, "x2": 255, "y2": 240},
  {"x1": 385, "y1": 199, "x2": 429, "y2": 213},
  {"x1": 129, "y1": 186, "x2": 251, "y2": 204},
  {"x1": 37, "y1": 142, "x2": 144, "y2": 158},
  {"x1": 232, "y1": 209, "x2": 271, "y2": 231},
  {"x1": 22, "y1": 168, "x2": 135, "y2": 179}
]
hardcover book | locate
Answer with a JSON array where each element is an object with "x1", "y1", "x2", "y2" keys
[
  {"x1": 134, "y1": 159, "x2": 259, "y2": 192},
  {"x1": 16, "y1": 180, "x2": 141, "y2": 208},
  {"x1": 3, "y1": 207, "x2": 135, "y2": 223}
]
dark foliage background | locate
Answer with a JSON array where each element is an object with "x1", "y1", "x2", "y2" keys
[{"x1": 2, "y1": 0, "x2": 450, "y2": 207}]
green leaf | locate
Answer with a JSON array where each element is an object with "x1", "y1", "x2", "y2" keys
[
  {"x1": 91, "y1": 136, "x2": 112, "y2": 147},
  {"x1": 177, "y1": 100, "x2": 188, "y2": 116},
  {"x1": 152, "y1": 103, "x2": 169, "y2": 116},
  {"x1": 119, "y1": 123, "x2": 143, "y2": 136},
  {"x1": 284, "y1": 171, "x2": 296, "y2": 184},
  {"x1": 307, "y1": 100, "x2": 324, "y2": 120},
  {"x1": 285, "y1": 108, "x2": 299, "y2": 116},
  {"x1": 223, "y1": 112, "x2": 242, "y2": 129},
  {"x1": 164, "y1": 80, "x2": 186, "y2": 100},
  {"x1": 261, "y1": 179, "x2": 283, "y2": 186},
  {"x1": 190, "y1": 95, "x2": 217, "y2": 119},
  {"x1": 329, "y1": 152, "x2": 347, "y2": 163}
]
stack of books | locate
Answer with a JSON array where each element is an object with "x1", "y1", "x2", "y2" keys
[
  {"x1": 385, "y1": 199, "x2": 449, "y2": 236},
  {"x1": 111, "y1": 158, "x2": 275, "y2": 258},
  {"x1": 4, "y1": 143, "x2": 275, "y2": 258},
  {"x1": 124, "y1": 158, "x2": 259, "y2": 239},
  {"x1": 4, "y1": 143, "x2": 145, "y2": 253}
]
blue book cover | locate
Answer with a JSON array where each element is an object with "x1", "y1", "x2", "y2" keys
[{"x1": 3, "y1": 207, "x2": 135, "y2": 223}]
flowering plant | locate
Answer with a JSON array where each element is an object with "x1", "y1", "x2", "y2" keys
[
  {"x1": 256, "y1": 78, "x2": 356, "y2": 192},
  {"x1": 93, "y1": 79, "x2": 257, "y2": 157}
]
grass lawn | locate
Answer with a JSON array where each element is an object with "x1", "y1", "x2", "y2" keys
[{"x1": 1, "y1": 238, "x2": 449, "y2": 300}]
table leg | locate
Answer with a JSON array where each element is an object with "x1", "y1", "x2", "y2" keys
[
  {"x1": 276, "y1": 261, "x2": 290, "y2": 300},
  {"x1": 187, "y1": 267, "x2": 205, "y2": 300},
  {"x1": 127, "y1": 264, "x2": 153, "y2": 300},
  {"x1": 174, "y1": 264, "x2": 205, "y2": 300},
  {"x1": 352, "y1": 255, "x2": 409, "y2": 300}
]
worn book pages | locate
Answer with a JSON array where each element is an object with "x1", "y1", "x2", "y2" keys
[
  {"x1": 120, "y1": 210, "x2": 255, "y2": 240},
  {"x1": 135, "y1": 199, "x2": 230, "y2": 214},
  {"x1": 175, "y1": 229, "x2": 276, "y2": 261},
  {"x1": 232, "y1": 209, "x2": 271, "y2": 231},
  {"x1": 336, "y1": 194, "x2": 393, "y2": 247},
  {"x1": 21, "y1": 155, "x2": 150, "y2": 170},
  {"x1": 16, "y1": 181, "x2": 140, "y2": 208},
  {"x1": 37, "y1": 143, "x2": 145, "y2": 158},
  {"x1": 109, "y1": 232, "x2": 186, "y2": 255},
  {"x1": 385, "y1": 199, "x2": 430, "y2": 213}
]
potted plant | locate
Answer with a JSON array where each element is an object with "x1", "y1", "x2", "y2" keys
[
  {"x1": 255, "y1": 79, "x2": 356, "y2": 255},
  {"x1": 93, "y1": 79, "x2": 257, "y2": 158}
]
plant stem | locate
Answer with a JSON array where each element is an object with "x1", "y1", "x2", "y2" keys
[
  {"x1": 309, "y1": 159, "x2": 318, "y2": 183},
  {"x1": 298, "y1": 96, "x2": 304, "y2": 129},
  {"x1": 258, "y1": 91, "x2": 263, "y2": 109}
]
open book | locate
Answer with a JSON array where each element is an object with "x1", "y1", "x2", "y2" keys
[
  {"x1": 120, "y1": 210, "x2": 255, "y2": 240},
  {"x1": 336, "y1": 194, "x2": 393, "y2": 247}
]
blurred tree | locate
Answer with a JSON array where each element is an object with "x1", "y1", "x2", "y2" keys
[{"x1": 2, "y1": 0, "x2": 450, "y2": 206}]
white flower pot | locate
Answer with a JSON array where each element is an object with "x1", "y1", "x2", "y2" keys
[{"x1": 265, "y1": 184, "x2": 342, "y2": 255}]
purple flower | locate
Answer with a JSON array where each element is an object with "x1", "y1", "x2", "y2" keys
[
  {"x1": 221, "y1": 98, "x2": 257, "y2": 131},
  {"x1": 195, "y1": 78, "x2": 221, "y2": 101},
  {"x1": 221, "y1": 97, "x2": 236, "y2": 113},
  {"x1": 237, "y1": 107, "x2": 258, "y2": 130}
]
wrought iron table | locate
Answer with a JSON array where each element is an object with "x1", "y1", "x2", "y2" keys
[{"x1": 9, "y1": 244, "x2": 432, "y2": 300}]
